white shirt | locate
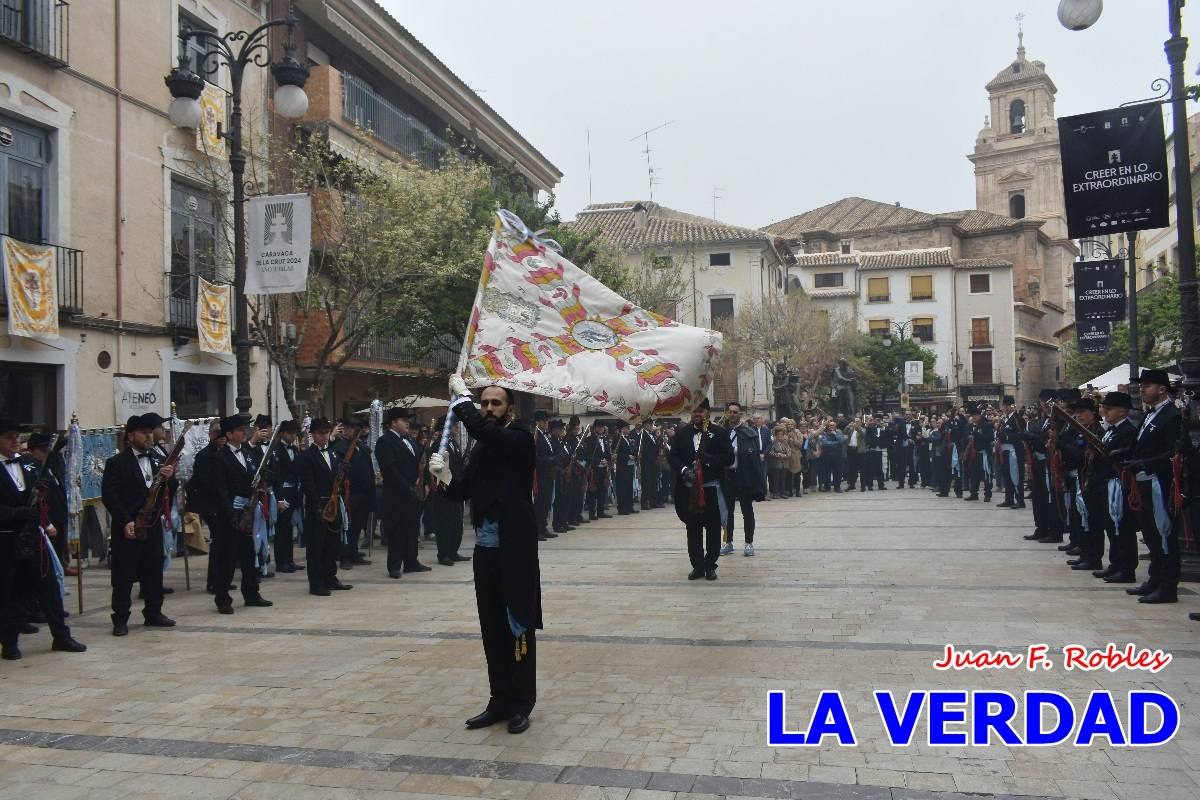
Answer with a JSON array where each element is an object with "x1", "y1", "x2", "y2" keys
[
  {"x1": 131, "y1": 448, "x2": 153, "y2": 486},
  {"x1": 4, "y1": 457, "x2": 24, "y2": 492},
  {"x1": 848, "y1": 430, "x2": 858, "y2": 448},
  {"x1": 226, "y1": 443, "x2": 248, "y2": 471},
  {"x1": 729, "y1": 428, "x2": 739, "y2": 470},
  {"x1": 1137, "y1": 399, "x2": 1171, "y2": 440}
]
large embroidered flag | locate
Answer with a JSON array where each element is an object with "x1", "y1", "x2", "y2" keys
[
  {"x1": 459, "y1": 212, "x2": 722, "y2": 420},
  {"x1": 197, "y1": 276, "x2": 232, "y2": 354},
  {"x1": 2, "y1": 236, "x2": 58, "y2": 338}
]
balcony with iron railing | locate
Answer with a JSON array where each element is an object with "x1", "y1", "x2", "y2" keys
[
  {"x1": 166, "y1": 269, "x2": 230, "y2": 331},
  {"x1": 964, "y1": 371, "x2": 997, "y2": 385},
  {"x1": 351, "y1": 329, "x2": 457, "y2": 372},
  {"x1": 0, "y1": 236, "x2": 83, "y2": 316},
  {"x1": 968, "y1": 327, "x2": 994, "y2": 348},
  {"x1": 0, "y1": 0, "x2": 68, "y2": 67},
  {"x1": 298, "y1": 65, "x2": 449, "y2": 170}
]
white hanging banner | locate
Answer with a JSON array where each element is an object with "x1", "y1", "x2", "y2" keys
[
  {"x1": 114, "y1": 375, "x2": 162, "y2": 422},
  {"x1": 904, "y1": 360, "x2": 924, "y2": 386},
  {"x1": 2, "y1": 236, "x2": 58, "y2": 339},
  {"x1": 245, "y1": 193, "x2": 311, "y2": 295}
]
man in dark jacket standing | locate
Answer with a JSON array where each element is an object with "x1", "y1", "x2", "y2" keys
[
  {"x1": 669, "y1": 398, "x2": 735, "y2": 581},
  {"x1": 102, "y1": 414, "x2": 179, "y2": 635},
  {"x1": 532, "y1": 410, "x2": 557, "y2": 540},
  {"x1": 720, "y1": 401, "x2": 766, "y2": 557},
  {"x1": 375, "y1": 407, "x2": 427, "y2": 578},
  {"x1": 335, "y1": 416, "x2": 375, "y2": 569},
  {"x1": 639, "y1": 421, "x2": 661, "y2": 510},
  {"x1": 271, "y1": 420, "x2": 302, "y2": 573},
  {"x1": 430, "y1": 377, "x2": 541, "y2": 735},
  {"x1": 296, "y1": 418, "x2": 353, "y2": 595}
]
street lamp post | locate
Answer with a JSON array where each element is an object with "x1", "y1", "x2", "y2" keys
[
  {"x1": 164, "y1": 10, "x2": 309, "y2": 414},
  {"x1": 1058, "y1": 0, "x2": 1199, "y2": 403},
  {"x1": 884, "y1": 321, "x2": 916, "y2": 408}
]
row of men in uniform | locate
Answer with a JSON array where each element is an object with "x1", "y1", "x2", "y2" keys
[{"x1": 924, "y1": 369, "x2": 1193, "y2": 612}]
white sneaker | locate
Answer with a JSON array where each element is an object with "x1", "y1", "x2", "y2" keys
[
  {"x1": 719, "y1": 542, "x2": 734, "y2": 555},
  {"x1": 744, "y1": 543, "x2": 755, "y2": 557}
]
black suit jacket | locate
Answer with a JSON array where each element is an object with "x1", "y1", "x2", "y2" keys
[
  {"x1": 297, "y1": 444, "x2": 342, "y2": 523},
  {"x1": 441, "y1": 400, "x2": 540, "y2": 630},
  {"x1": 668, "y1": 421, "x2": 734, "y2": 520},
  {"x1": 101, "y1": 447, "x2": 176, "y2": 536},
  {"x1": 1130, "y1": 401, "x2": 1183, "y2": 485},
  {"x1": 272, "y1": 442, "x2": 303, "y2": 504},
  {"x1": 0, "y1": 456, "x2": 35, "y2": 536},
  {"x1": 210, "y1": 445, "x2": 254, "y2": 531},
  {"x1": 376, "y1": 430, "x2": 419, "y2": 507}
]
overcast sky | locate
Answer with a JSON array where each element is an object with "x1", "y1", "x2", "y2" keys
[{"x1": 381, "y1": 1, "x2": 1198, "y2": 230}]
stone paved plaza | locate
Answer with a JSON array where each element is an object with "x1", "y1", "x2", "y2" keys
[{"x1": 1, "y1": 488, "x2": 1198, "y2": 800}]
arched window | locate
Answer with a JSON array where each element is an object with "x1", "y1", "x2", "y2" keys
[
  {"x1": 1009, "y1": 99, "x2": 1026, "y2": 134},
  {"x1": 1010, "y1": 193, "x2": 1026, "y2": 219}
]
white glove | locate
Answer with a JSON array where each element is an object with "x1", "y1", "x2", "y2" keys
[
  {"x1": 449, "y1": 374, "x2": 470, "y2": 400},
  {"x1": 429, "y1": 451, "x2": 452, "y2": 485}
]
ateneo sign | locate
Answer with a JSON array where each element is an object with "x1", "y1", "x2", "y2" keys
[{"x1": 1058, "y1": 102, "x2": 1169, "y2": 238}]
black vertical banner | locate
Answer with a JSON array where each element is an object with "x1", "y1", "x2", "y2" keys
[
  {"x1": 1073, "y1": 259, "x2": 1126, "y2": 321},
  {"x1": 1077, "y1": 321, "x2": 1112, "y2": 354},
  {"x1": 1059, "y1": 102, "x2": 1169, "y2": 238}
]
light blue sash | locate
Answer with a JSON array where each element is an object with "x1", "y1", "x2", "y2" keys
[
  {"x1": 1003, "y1": 444, "x2": 1019, "y2": 486},
  {"x1": 1148, "y1": 476, "x2": 1173, "y2": 552},
  {"x1": 1107, "y1": 478, "x2": 1124, "y2": 527}
]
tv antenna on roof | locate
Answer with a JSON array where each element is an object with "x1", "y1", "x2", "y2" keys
[{"x1": 630, "y1": 120, "x2": 674, "y2": 200}]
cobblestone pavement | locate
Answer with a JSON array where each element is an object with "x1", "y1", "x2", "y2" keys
[{"x1": 1, "y1": 487, "x2": 1198, "y2": 800}]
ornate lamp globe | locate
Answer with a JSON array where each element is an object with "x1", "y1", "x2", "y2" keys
[{"x1": 1057, "y1": 0, "x2": 1103, "y2": 31}]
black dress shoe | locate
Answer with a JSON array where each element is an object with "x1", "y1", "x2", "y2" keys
[
  {"x1": 144, "y1": 613, "x2": 176, "y2": 627},
  {"x1": 1139, "y1": 589, "x2": 1178, "y2": 604},
  {"x1": 310, "y1": 588, "x2": 332, "y2": 597},
  {"x1": 18, "y1": 622, "x2": 38, "y2": 635},
  {"x1": 452, "y1": 554, "x2": 471, "y2": 562},
  {"x1": 1104, "y1": 572, "x2": 1137, "y2": 583},
  {"x1": 388, "y1": 571, "x2": 401, "y2": 579},
  {"x1": 1, "y1": 646, "x2": 21, "y2": 660},
  {"x1": 507, "y1": 712, "x2": 530, "y2": 734},
  {"x1": 52, "y1": 637, "x2": 87, "y2": 653},
  {"x1": 537, "y1": 535, "x2": 548, "y2": 541},
  {"x1": 1024, "y1": 532, "x2": 1043, "y2": 540},
  {"x1": 277, "y1": 565, "x2": 296, "y2": 573},
  {"x1": 1066, "y1": 557, "x2": 1086, "y2": 566},
  {"x1": 350, "y1": 558, "x2": 372, "y2": 566},
  {"x1": 543, "y1": 532, "x2": 558, "y2": 538},
  {"x1": 1012, "y1": 503, "x2": 1027, "y2": 509},
  {"x1": 687, "y1": 568, "x2": 703, "y2": 580},
  {"x1": 597, "y1": 513, "x2": 612, "y2": 519},
  {"x1": 438, "y1": 558, "x2": 455, "y2": 567},
  {"x1": 964, "y1": 495, "x2": 979, "y2": 501},
  {"x1": 1063, "y1": 546, "x2": 1082, "y2": 556},
  {"x1": 704, "y1": 569, "x2": 718, "y2": 581},
  {"x1": 1036, "y1": 535, "x2": 1064, "y2": 543},
  {"x1": 1093, "y1": 566, "x2": 1119, "y2": 579},
  {"x1": 244, "y1": 597, "x2": 273, "y2": 608},
  {"x1": 330, "y1": 582, "x2": 354, "y2": 590},
  {"x1": 162, "y1": 587, "x2": 175, "y2": 595},
  {"x1": 112, "y1": 621, "x2": 129, "y2": 636},
  {"x1": 1126, "y1": 583, "x2": 1157, "y2": 596},
  {"x1": 404, "y1": 564, "x2": 432, "y2": 573},
  {"x1": 1189, "y1": 612, "x2": 1200, "y2": 621},
  {"x1": 995, "y1": 501, "x2": 1014, "y2": 507},
  {"x1": 216, "y1": 604, "x2": 235, "y2": 614},
  {"x1": 1071, "y1": 561, "x2": 1102, "y2": 571},
  {"x1": 465, "y1": 708, "x2": 508, "y2": 729}
]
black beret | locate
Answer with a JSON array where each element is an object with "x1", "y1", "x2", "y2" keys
[{"x1": 140, "y1": 412, "x2": 167, "y2": 429}]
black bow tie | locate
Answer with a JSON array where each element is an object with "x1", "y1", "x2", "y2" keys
[
  {"x1": 3, "y1": 458, "x2": 19, "y2": 465},
  {"x1": 136, "y1": 453, "x2": 151, "y2": 460},
  {"x1": 319, "y1": 448, "x2": 329, "y2": 453}
]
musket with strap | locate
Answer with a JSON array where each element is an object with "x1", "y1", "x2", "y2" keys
[{"x1": 238, "y1": 426, "x2": 282, "y2": 536}]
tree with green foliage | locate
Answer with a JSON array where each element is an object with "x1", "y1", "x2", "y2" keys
[{"x1": 850, "y1": 334, "x2": 938, "y2": 409}]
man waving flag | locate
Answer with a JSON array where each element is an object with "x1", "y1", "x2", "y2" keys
[{"x1": 458, "y1": 211, "x2": 722, "y2": 420}]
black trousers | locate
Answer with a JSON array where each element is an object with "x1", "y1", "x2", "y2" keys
[
  {"x1": 5, "y1": 549, "x2": 71, "y2": 646},
  {"x1": 274, "y1": 506, "x2": 295, "y2": 568},
  {"x1": 685, "y1": 485, "x2": 723, "y2": 570},
  {"x1": 615, "y1": 466, "x2": 634, "y2": 513},
  {"x1": 213, "y1": 519, "x2": 260, "y2": 607},
  {"x1": 722, "y1": 476, "x2": 756, "y2": 543},
  {"x1": 473, "y1": 545, "x2": 536, "y2": 717},
  {"x1": 343, "y1": 493, "x2": 371, "y2": 561},
  {"x1": 384, "y1": 494, "x2": 419, "y2": 573},
  {"x1": 917, "y1": 449, "x2": 931, "y2": 486},
  {"x1": 589, "y1": 473, "x2": 609, "y2": 517},
  {"x1": 1108, "y1": 501, "x2": 1140, "y2": 574},
  {"x1": 844, "y1": 452, "x2": 862, "y2": 489},
  {"x1": 640, "y1": 463, "x2": 659, "y2": 509},
  {"x1": 893, "y1": 446, "x2": 910, "y2": 487},
  {"x1": 111, "y1": 527, "x2": 164, "y2": 622},
  {"x1": 1137, "y1": 479, "x2": 1180, "y2": 592},
  {"x1": 1080, "y1": 487, "x2": 1108, "y2": 566},
  {"x1": 1029, "y1": 459, "x2": 1053, "y2": 534},
  {"x1": 204, "y1": 513, "x2": 222, "y2": 592},
  {"x1": 534, "y1": 471, "x2": 554, "y2": 534},
  {"x1": 551, "y1": 476, "x2": 572, "y2": 530},
  {"x1": 965, "y1": 458, "x2": 988, "y2": 497},
  {"x1": 864, "y1": 451, "x2": 885, "y2": 489},
  {"x1": 306, "y1": 509, "x2": 340, "y2": 591},
  {"x1": 432, "y1": 494, "x2": 464, "y2": 560},
  {"x1": 1001, "y1": 450, "x2": 1025, "y2": 505}
]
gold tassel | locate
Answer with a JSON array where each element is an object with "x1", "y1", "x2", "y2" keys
[
  {"x1": 514, "y1": 638, "x2": 522, "y2": 662},
  {"x1": 520, "y1": 634, "x2": 528, "y2": 657}
]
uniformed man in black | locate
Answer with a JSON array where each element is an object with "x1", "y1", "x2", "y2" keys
[
  {"x1": 428, "y1": 415, "x2": 469, "y2": 564},
  {"x1": 375, "y1": 407, "x2": 427, "y2": 578},
  {"x1": 668, "y1": 398, "x2": 735, "y2": 580},
  {"x1": 583, "y1": 420, "x2": 612, "y2": 520},
  {"x1": 429, "y1": 378, "x2": 541, "y2": 735},
  {"x1": 208, "y1": 413, "x2": 273, "y2": 613},
  {"x1": 639, "y1": 421, "x2": 661, "y2": 510},
  {"x1": 101, "y1": 414, "x2": 179, "y2": 635},
  {"x1": 532, "y1": 410, "x2": 557, "y2": 539},
  {"x1": 335, "y1": 416, "x2": 375, "y2": 570},
  {"x1": 0, "y1": 421, "x2": 85, "y2": 658},
  {"x1": 297, "y1": 418, "x2": 353, "y2": 595},
  {"x1": 563, "y1": 417, "x2": 585, "y2": 525},
  {"x1": 272, "y1": 420, "x2": 302, "y2": 573},
  {"x1": 996, "y1": 396, "x2": 1026, "y2": 509},
  {"x1": 962, "y1": 405, "x2": 993, "y2": 501},
  {"x1": 1125, "y1": 369, "x2": 1183, "y2": 604},
  {"x1": 25, "y1": 431, "x2": 70, "y2": 578},
  {"x1": 549, "y1": 420, "x2": 574, "y2": 534},
  {"x1": 613, "y1": 419, "x2": 636, "y2": 515},
  {"x1": 192, "y1": 421, "x2": 227, "y2": 593},
  {"x1": 1058, "y1": 398, "x2": 1108, "y2": 573},
  {"x1": 1093, "y1": 392, "x2": 1139, "y2": 583},
  {"x1": 1023, "y1": 390, "x2": 1061, "y2": 543}
]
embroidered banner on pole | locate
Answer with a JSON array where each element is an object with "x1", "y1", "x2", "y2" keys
[
  {"x1": 246, "y1": 193, "x2": 311, "y2": 294},
  {"x1": 197, "y1": 276, "x2": 232, "y2": 354},
  {"x1": 458, "y1": 213, "x2": 722, "y2": 420},
  {"x1": 2, "y1": 236, "x2": 58, "y2": 339}
]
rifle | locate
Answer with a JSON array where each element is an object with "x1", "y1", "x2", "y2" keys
[
  {"x1": 135, "y1": 421, "x2": 193, "y2": 540},
  {"x1": 1050, "y1": 405, "x2": 1124, "y2": 474},
  {"x1": 321, "y1": 428, "x2": 361, "y2": 525},
  {"x1": 689, "y1": 419, "x2": 709, "y2": 514},
  {"x1": 1172, "y1": 393, "x2": 1193, "y2": 549},
  {"x1": 15, "y1": 433, "x2": 67, "y2": 559},
  {"x1": 238, "y1": 425, "x2": 281, "y2": 536}
]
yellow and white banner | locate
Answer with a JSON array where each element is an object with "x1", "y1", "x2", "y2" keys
[
  {"x1": 197, "y1": 84, "x2": 225, "y2": 153},
  {"x1": 197, "y1": 276, "x2": 232, "y2": 354},
  {"x1": 2, "y1": 236, "x2": 58, "y2": 339}
]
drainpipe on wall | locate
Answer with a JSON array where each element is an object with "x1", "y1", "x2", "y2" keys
[{"x1": 114, "y1": 0, "x2": 124, "y2": 374}]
